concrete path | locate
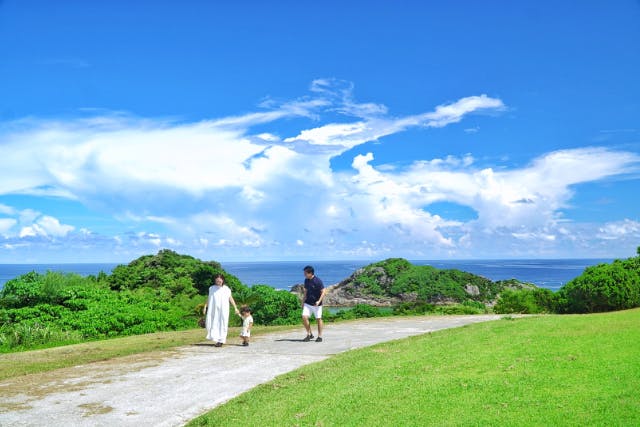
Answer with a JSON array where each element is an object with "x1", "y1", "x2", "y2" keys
[{"x1": 0, "y1": 315, "x2": 502, "y2": 426}]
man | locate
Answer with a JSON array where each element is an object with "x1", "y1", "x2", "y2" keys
[{"x1": 301, "y1": 265, "x2": 326, "y2": 342}]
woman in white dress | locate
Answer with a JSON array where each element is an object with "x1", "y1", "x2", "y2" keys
[{"x1": 203, "y1": 274, "x2": 240, "y2": 347}]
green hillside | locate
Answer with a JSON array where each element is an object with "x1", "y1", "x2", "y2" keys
[
  {"x1": 329, "y1": 257, "x2": 535, "y2": 305},
  {"x1": 0, "y1": 250, "x2": 299, "y2": 352},
  {"x1": 190, "y1": 309, "x2": 640, "y2": 426}
]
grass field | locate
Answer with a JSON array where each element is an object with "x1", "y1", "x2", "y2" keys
[
  {"x1": 0, "y1": 324, "x2": 295, "y2": 381},
  {"x1": 189, "y1": 309, "x2": 640, "y2": 426}
]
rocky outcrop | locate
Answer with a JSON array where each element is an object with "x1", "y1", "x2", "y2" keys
[
  {"x1": 291, "y1": 283, "x2": 400, "y2": 307},
  {"x1": 290, "y1": 259, "x2": 542, "y2": 308},
  {"x1": 464, "y1": 284, "x2": 480, "y2": 296},
  {"x1": 290, "y1": 278, "x2": 403, "y2": 307}
]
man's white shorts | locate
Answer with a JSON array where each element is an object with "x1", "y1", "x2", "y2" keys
[{"x1": 302, "y1": 303, "x2": 323, "y2": 319}]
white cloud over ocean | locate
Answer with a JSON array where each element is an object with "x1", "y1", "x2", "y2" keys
[{"x1": 0, "y1": 80, "x2": 638, "y2": 261}]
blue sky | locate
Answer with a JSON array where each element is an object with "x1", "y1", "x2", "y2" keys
[{"x1": 0, "y1": 1, "x2": 639, "y2": 262}]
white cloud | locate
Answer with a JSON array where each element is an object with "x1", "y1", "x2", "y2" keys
[
  {"x1": 188, "y1": 213, "x2": 264, "y2": 248},
  {"x1": 339, "y1": 147, "x2": 640, "y2": 256},
  {"x1": 0, "y1": 84, "x2": 505, "y2": 226},
  {"x1": 1, "y1": 80, "x2": 638, "y2": 260},
  {"x1": 285, "y1": 94, "x2": 504, "y2": 150},
  {"x1": 256, "y1": 133, "x2": 280, "y2": 142},
  {"x1": 19, "y1": 215, "x2": 74, "y2": 238},
  {"x1": 420, "y1": 95, "x2": 504, "y2": 128},
  {"x1": 597, "y1": 219, "x2": 640, "y2": 240}
]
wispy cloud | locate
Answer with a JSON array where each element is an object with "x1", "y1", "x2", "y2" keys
[{"x1": 0, "y1": 80, "x2": 638, "y2": 260}]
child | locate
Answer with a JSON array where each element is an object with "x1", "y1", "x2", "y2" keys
[{"x1": 240, "y1": 306, "x2": 253, "y2": 346}]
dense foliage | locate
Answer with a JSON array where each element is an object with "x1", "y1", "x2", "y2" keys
[
  {"x1": 0, "y1": 250, "x2": 300, "y2": 352},
  {"x1": 3, "y1": 248, "x2": 638, "y2": 352},
  {"x1": 493, "y1": 288, "x2": 557, "y2": 314},
  {"x1": 557, "y1": 249, "x2": 640, "y2": 313},
  {"x1": 495, "y1": 248, "x2": 640, "y2": 314},
  {"x1": 347, "y1": 258, "x2": 506, "y2": 304},
  {"x1": 350, "y1": 252, "x2": 640, "y2": 315}
]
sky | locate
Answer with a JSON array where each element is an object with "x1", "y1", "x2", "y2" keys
[{"x1": 0, "y1": 1, "x2": 639, "y2": 263}]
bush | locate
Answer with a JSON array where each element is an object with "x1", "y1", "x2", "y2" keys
[
  {"x1": 0, "y1": 272, "x2": 44, "y2": 308},
  {"x1": 558, "y1": 257, "x2": 640, "y2": 313},
  {"x1": 393, "y1": 301, "x2": 436, "y2": 315},
  {"x1": 393, "y1": 301, "x2": 486, "y2": 315},
  {"x1": 243, "y1": 285, "x2": 301, "y2": 326},
  {"x1": 494, "y1": 288, "x2": 556, "y2": 314},
  {"x1": 106, "y1": 249, "x2": 244, "y2": 297},
  {"x1": 350, "y1": 304, "x2": 386, "y2": 318},
  {"x1": 331, "y1": 304, "x2": 389, "y2": 321},
  {"x1": 0, "y1": 322, "x2": 83, "y2": 351}
]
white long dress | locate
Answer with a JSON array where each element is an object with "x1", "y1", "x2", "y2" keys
[{"x1": 205, "y1": 285, "x2": 231, "y2": 343}]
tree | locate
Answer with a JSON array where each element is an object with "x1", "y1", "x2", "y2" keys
[{"x1": 559, "y1": 259, "x2": 640, "y2": 313}]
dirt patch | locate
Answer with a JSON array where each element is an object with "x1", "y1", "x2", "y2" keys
[
  {"x1": 78, "y1": 402, "x2": 113, "y2": 416},
  {"x1": 0, "y1": 348, "x2": 180, "y2": 402},
  {"x1": 0, "y1": 401, "x2": 33, "y2": 412}
]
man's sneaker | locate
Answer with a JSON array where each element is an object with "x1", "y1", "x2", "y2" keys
[
  {"x1": 315, "y1": 337, "x2": 323, "y2": 342},
  {"x1": 302, "y1": 334, "x2": 314, "y2": 342},
  {"x1": 242, "y1": 342, "x2": 249, "y2": 347}
]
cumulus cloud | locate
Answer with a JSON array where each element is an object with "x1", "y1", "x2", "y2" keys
[
  {"x1": 0, "y1": 204, "x2": 76, "y2": 241},
  {"x1": 19, "y1": 216, "x2": 75, "y2": 238},
  {"x1": 337, "y1": 146, "x2": 640, "y2": 256},
  {"x1": 22, "y1": 217, "x2": 72, "y2": 239},
  {"x1": 0, "y1": 80, "x2": 638, "y2": 260}
]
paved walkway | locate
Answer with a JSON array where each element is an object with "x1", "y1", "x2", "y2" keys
[{"x1": 0, "y1": 315, "x2": 502, "y2": 426}]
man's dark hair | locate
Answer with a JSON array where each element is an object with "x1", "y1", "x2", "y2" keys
[{"x1": 303, "y1": 265, "x2": 314, "y2": 274}]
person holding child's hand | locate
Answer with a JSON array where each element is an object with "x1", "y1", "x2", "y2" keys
[{"x1": 203, "y1": 274, "x2": 240, "y2": 347}]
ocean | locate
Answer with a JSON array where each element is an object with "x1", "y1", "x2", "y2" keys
[{"x1": 0, "y1": 259, "x2": 612, "y2": 292}]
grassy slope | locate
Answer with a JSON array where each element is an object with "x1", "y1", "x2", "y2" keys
[
  {"x1": 0, "y1": 325, "x2": 294, "y2": 381},
  {"x1": 189, "y1": 309, "x2": 640, "y2": 426}
]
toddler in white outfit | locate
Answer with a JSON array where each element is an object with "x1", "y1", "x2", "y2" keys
[{"x1": 240, "y1": 306, "x2": 253, "y2": 347}]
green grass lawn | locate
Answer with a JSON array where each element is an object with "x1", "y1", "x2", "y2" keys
[
  {"x1": 189, "y1": 309, "x2": 640, "y2": 426},
  {"x1": 0, "y1": 325, "x2": 295, "y2": 381}
]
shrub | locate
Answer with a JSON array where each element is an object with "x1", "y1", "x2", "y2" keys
[
  {"x1": 558, "y1": 257, "x2": 640, "y2": 313},
  {"x1": 0, "y1": 322, "x2": 83, "y2": 351},
  {"x1": 393, "y1": 302, "x2": 436, "y2": 315},
  {"x1": 241, "y1": 285, "x2": 301, "y2": 326},
  {"x1": 106, "y1": 249, "x2": 244, "y2": 296},
  {"x1": 350, "y1": 304, "x2": 386, "y2": 318},
  {"x1": 494, "y1": 288, "x2": 555, "y2": 314},
  {"x1": 0, "y1": 272, "x2": 43, "y2": 308},
  {"x1": 331, "y1": 304, "x2": 389, "y2": 321}
]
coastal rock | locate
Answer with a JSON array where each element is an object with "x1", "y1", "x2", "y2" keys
[
  {"x1": 290, "y1": 258, "x2": 544, "y2": 309},
  {"x1": 427, "y1": 295, "x2": 459, "y2": 305},
  {"x1": 464, "y1": 284, "x2": 480, "y2": 296},
  {"x1": 290, "y1": 282, "x2": 400, "y2": 307}
]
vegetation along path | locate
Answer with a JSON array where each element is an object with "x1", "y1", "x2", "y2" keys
[{"x1": 0, "y1": 315, "x2": 501, "y2": 426}]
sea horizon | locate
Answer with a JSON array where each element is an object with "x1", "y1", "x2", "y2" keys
[{"x1": 0, "y1": 258, "x2": 614, "y2": 292}]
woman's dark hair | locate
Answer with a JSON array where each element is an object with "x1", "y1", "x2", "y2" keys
[
  {"x1": 303, "y1": 265, "x2": 314, "y2": 274},
  {"x1": 214, "y1": 274, "x2": 225, "y2": 283}
]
